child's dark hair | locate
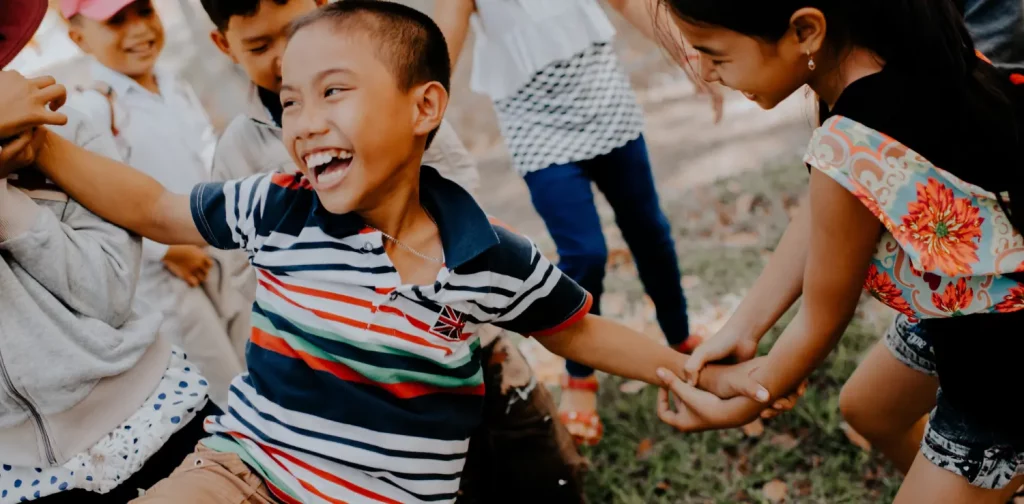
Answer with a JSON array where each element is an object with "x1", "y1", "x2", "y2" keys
[
  {"x1": 200, "y1": 0, "x2": 289, "y2": 32},
  {"x1": 288, "y1": 0, "x2": 451, "y2": 147},
  {"x1": 660, "y1": 0, "x2": 1024, "y2": 236}
]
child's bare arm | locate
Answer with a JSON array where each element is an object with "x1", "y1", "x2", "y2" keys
[
  {"x1": 539, "y1": 314, "x2": 771, "y2": 402},
  {"x1": 35, "y1": 127, "x2": 204, "y2": 246},
  {"x1": 656, "y1": 171, "x2": 882, "y2": 431}
]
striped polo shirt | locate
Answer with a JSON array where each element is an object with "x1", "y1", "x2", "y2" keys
[{"x1": 189, "y1": 166, "x2": 592, "y2": 504}]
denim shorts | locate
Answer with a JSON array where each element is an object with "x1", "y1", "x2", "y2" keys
[{"x1": 884, "y1": 315, "x2": 1024, "y2": 489}]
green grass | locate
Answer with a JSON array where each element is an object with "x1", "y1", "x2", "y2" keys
[{"x1": 582, "y1": 163, "x2": 904, "y2": 503}]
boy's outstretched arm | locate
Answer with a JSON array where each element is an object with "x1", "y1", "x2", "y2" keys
[
  {"x1": 35, "y1": 127, "x2": 204, "y2": 246},
  {"x1": 486, "y1": 226, "x2": 771, "y2": 403},
  {"x1": 538, "y1": 313, "x2": 767, "y2": 402}
]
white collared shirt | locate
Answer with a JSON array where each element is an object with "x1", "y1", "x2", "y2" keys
[{"x1": 68, "y1": 60, "x2": 218, "y2": 262}]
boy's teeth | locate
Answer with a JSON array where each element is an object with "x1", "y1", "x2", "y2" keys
[{"x1": 318, "y1": 166, "x2": 346, "y2": 185}]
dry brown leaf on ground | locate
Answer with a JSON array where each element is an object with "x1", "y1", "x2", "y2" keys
[
  {"x1": 636, "y1": 438, "x2": 655, "y2": 461},
  {"x1": 794, "y1": 479, "x2": 813, "y2": 497},
  {"x1": 619, "y1": 380, "x2": 648, "y2": 395},
  {"x1": 681, "y1": 275, "x2": 702, "y2": 290},
  {"x1": 762, "y1": 480, "x2": 788, "y2": 503},
  {"x1": 841, "y1": 422, "x2": 872, "y2": 451},
  {"x1": 769, "y1": 433, "x2": 800, "y2": 451},
  {"x1": 655, "y1": 480, "x2": 671, "y2": 493},
  {"x1": 606, "y1": 248, "x2": 633, "y2": 267},
  {"x1": 741, "y1": 419, "x2": 765, "y2": 438}
]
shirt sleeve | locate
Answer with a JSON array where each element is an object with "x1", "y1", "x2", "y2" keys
[
  {"x1": 190, "y1": 173, "x2": 275, "y2": 254},
  {"x1": 488, "y1": 226, "x2": 594, "y2": 336}
]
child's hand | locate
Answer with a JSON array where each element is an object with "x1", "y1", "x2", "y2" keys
[
  {"x1": 0, "y1": 127, "x2": 46, "y2": 178},
  {"x1": 682, "y1": 327, "x2": 761, "y2": 385},
  {"x1": 696, "y1": 358, "x2": 806, "y2": 419},
  {"x1": 162, "y1": 245, "x2": 213, "y2": 287},
  {"x1": 0, "y1": 72, "x2": 68, "y2": 140},
  {"x1": 656, "y1": 367, "x2": 763, "y2": 432}
]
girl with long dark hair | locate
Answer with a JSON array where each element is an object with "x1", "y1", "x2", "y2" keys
[{"x1": 649, "y1": 1, "x2": 1024, "y2": 501}]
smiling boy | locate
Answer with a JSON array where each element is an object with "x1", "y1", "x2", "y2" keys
[
  {"x1": 62, "y1": 0, "x2": 247, "y2": 406},
  {"x1": 32, "y1": 2, "x2": 763, "y2": 502}
]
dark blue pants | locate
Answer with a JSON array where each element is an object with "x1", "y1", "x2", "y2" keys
[{"x1": 523, "y1": 136, "x2": 691, "y2": 378}]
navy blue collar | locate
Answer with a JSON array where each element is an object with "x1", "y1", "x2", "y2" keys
[{"x1": 312, "y1": 166, "x2": 499, "y2": 269}]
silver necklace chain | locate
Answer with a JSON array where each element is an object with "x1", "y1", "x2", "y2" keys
[{"x1": 370, "y1": 212, "x2": 444, "y2": 264}]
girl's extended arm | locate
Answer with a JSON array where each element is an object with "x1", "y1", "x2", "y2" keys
[
  {"x1": 658, "y1": 170, "x2": 882, "y2": 430},
  {"x1": 35, "y1": 128, "x2": 204, "y2": 246},
  {"x1": 684, "y1": 197, "x2": 811, "y2": 377}
]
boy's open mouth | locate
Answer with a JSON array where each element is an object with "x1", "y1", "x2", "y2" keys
[
  {"x1": 124, "y1": 40, "x2": 157, "y2": 55},
  {"x1": 304, "y1": 148, "x2": 354, "y2": 188}
]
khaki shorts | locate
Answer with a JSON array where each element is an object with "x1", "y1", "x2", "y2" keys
[{"x1": 131, "y1": 445, "x2": 275, "y2": 504}]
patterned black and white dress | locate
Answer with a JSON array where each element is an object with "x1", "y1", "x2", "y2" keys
[
  {"x1": 469, "y1": 0, "x2": 645, "y2": 175},
  {"x1": 494, "y1": 42, "x2": 645, "y2": 175}
]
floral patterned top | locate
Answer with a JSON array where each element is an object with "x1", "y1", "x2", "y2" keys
[{"x1": 805, "y1": 115, "x2": 1024, "y2": 320}]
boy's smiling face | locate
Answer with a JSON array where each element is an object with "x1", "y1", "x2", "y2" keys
[
  {"x1": 211, "y1": 0, "x2": 323, "y2": 94},
  {"x1": 68, "y1": 0, "x2": 164, "y2": 79},
  {"x1": 280, "y1": 21, "x2": 442, "y2": 215}
]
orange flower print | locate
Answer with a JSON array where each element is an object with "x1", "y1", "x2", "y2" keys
[
  {"x1": 863, "y1": 265, "x2": 916, "y2": 318},
  {"x1": 995, "y1": 284, "x2": 1024, "y2": 313},
  {"x1": 852, "y1": 185, "x2": 897, "y2": 234},
  {"x1": 901, "y1": 179, "x2": 984, "y2": 277},
  {"x1": 931, "y1": 278, "x2": 974, "y2": 316}
]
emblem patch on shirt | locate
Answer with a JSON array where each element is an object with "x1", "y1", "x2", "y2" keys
[{"x1": 433, "y1": 305, "x2": 467, "y2": 341}]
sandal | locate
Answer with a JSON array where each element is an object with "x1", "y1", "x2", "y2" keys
[
  {"x1": 672, "y1": 334, "x2": 705, "y2": 354},
  {"x1": 557, "y1": 375, "x2": 604, "y2": 447}
]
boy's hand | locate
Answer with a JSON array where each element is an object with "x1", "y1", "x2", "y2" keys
[
  {"x1": 656, "y1": 368, "x2": 763, "y2": 432},
  {"x1": 0, "y1": 127, "x2": 46, "y2": 178},
  {"x1": 0, "y1": 72, "x2": 68, "y2": 140},
  {"x1": 162, "y1": 245, "x2": 213, "y2": 287}
]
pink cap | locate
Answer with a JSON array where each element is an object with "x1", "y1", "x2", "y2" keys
[{"x1": 59, "y1": 0, "x2": 137, "y2": 21}]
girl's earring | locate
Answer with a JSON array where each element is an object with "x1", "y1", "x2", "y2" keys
[{"x1": 807, "y1": 51, "x2": 816, "y2": 71}]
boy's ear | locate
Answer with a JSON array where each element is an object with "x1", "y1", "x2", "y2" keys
[
  {"x1": 210, "y1": 29, "x2": 238, "y2": 63},
  {"x1": 67, "y1": 25, "x2": 89, "y2": 53},
  {"x1": 411, "y1": 81, "x2": 448, "y2": 142}
]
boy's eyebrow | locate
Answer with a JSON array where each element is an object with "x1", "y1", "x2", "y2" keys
[
  {"x1": 280, "y1": 68, "x2": 357, "y2": 93},
  {"x1": 242, "y1": 35, "x2": 273, "y2": 45}
]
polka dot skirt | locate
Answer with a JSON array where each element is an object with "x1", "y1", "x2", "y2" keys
[{"x1": 0, "y1": 347, "x2": 208, "y2": 502}]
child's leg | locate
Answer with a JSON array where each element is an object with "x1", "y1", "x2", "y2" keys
[
  {"x1": 585, "y1": 135, "x2": 693, "y2": 348},
  {"x1": 839, "y1": 315, "x2": 938, "y2": 472},
  {"x1": 895, "y1": 451, "x2": 1024, "y2": 503},
  {"x1": 131, "y1": 446, "x2": 275, "y2": 504}
]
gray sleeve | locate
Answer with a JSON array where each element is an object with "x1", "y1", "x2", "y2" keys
[
  {"x1": 211, "y1": 115, "x2": 293, "y2": 182},
  {"x1": 0, "y1": 109, "x2": 141, "y2": 327}
]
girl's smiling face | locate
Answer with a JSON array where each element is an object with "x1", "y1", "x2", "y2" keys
[{"x1": 672, "y1": 13, "x2": 820, "y2": 110}]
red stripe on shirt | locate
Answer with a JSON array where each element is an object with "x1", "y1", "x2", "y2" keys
[
  {"x1": 228, "y1": 432, "x2": 404, "y2": 504},
  {"x1": 259, "y1": 278, "x2": 454, "y2": 356},
  {"x1": 531, "y1": 292, "x2": 593, "y2": 337},
  {"x1": 251, "y1": 328, "x2": 485, "y2": 398}
]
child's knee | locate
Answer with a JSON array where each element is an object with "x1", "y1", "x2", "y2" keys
[{"x1": 839, "y1": 380, "x2": 882, "y2": 436}]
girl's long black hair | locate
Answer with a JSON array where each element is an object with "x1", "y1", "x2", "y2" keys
[{"x1": 660, "y1": 0, "x2": 1024, "y2": 244}]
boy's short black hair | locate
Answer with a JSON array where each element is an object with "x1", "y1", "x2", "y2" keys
[
  {"x1": 289, "y1": 0, "x2": 451, "y2": 96},
  {"x1": 200, "y1": 0, "x2": 289, "y2": 32},
  {"x1": 289, "y1": 1, "x2": 451, "y2": 146}
]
